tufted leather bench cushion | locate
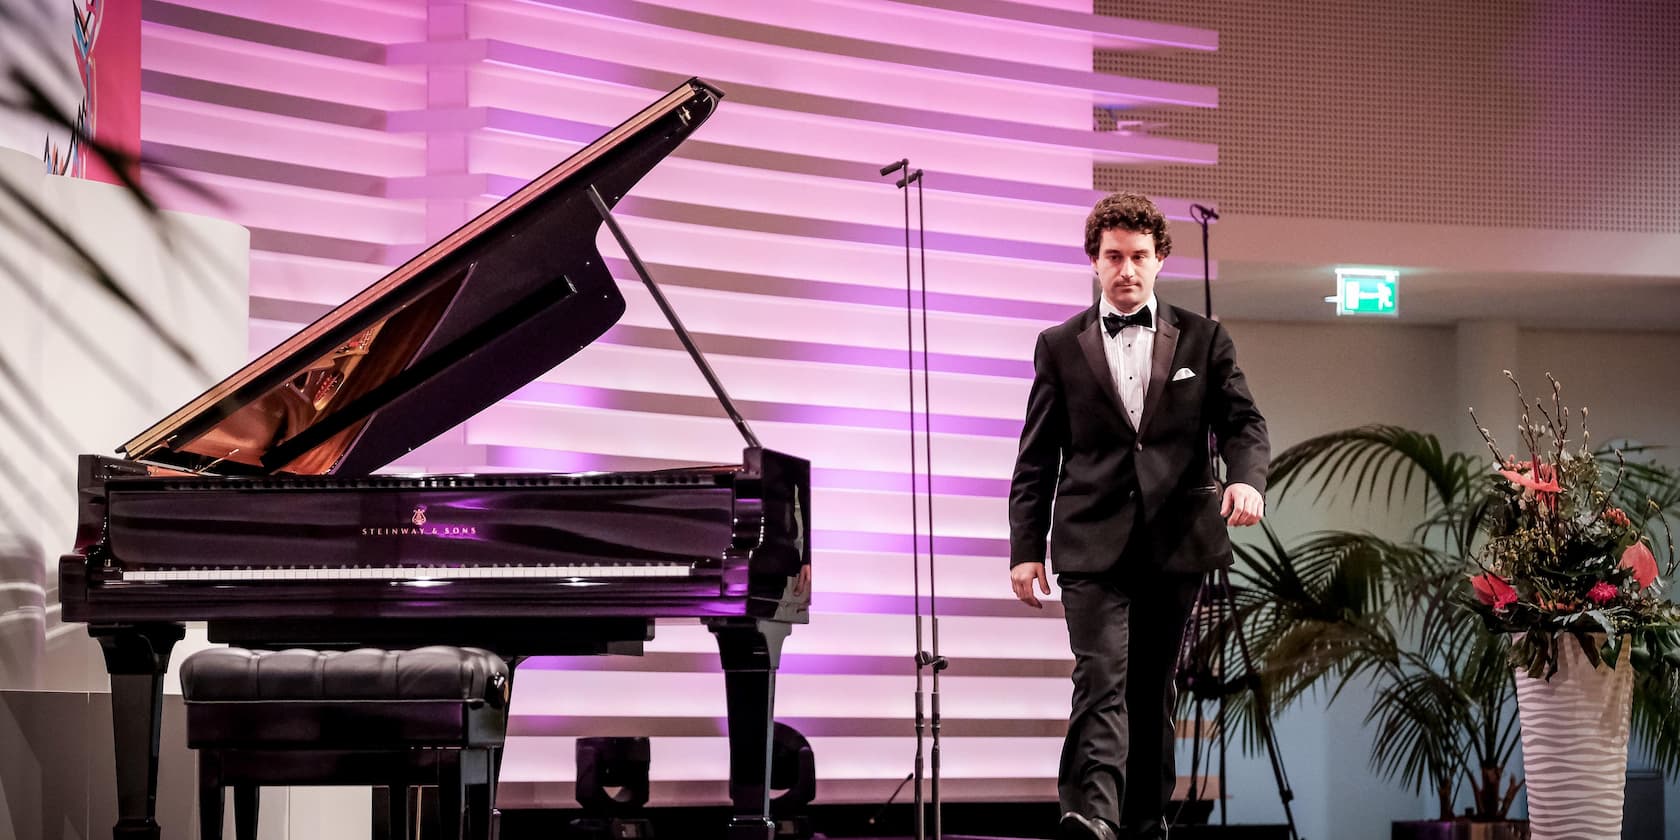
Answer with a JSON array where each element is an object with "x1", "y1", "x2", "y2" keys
[{"x1": 181, "y1": 646, "x2": 511, "y2": 749}]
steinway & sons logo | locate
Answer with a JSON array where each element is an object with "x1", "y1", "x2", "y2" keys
[{"x1": 360, "y1": 504, "x2": 478, "y2": 537}]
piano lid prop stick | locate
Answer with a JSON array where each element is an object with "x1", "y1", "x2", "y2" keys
[{"x1": 586, "y1": 185, "x2": 761, "y2": 450}]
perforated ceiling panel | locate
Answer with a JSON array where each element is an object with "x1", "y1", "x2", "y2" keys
[{"x1": 1094, "y1": 0, "x2": 1680, "y2": 233}]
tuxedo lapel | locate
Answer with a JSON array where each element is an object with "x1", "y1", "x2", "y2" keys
[
  {"x1": 1076, "y1": 308, "x2": 1131, "y2": 428},
  {"x1": 1135, "y1": 306, "x2": 1180, "y2": 439}
]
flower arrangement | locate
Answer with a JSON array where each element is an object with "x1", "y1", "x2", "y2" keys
[{"x1": 1466, "y1": 373, "x2": 1680, "y2": 678}]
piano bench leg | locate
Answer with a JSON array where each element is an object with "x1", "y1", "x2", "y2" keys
[
  {"x1": 378, "y1": 785, "x2": 412, "y2": 840},
  {"x1": 466, "y1": 782, "x2": 490, "y2": 840},
  {"x1": 437, "y1": 750, "x2": 466, "y2": 840},
  {"x1": 195, "y1": 755, "x2": 257, "y2": 840},
  {"x1": 197, "y1": 754, "x2": 223, "y2": 840},
  {"x1": 233, "y1": 785, "x2": 259, "y2": 840}
]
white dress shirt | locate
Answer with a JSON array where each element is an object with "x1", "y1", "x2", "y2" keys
[{"x1": 1098, "y1": 294, "x2": 1157, "y2": 430}]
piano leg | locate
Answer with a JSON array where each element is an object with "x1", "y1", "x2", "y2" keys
[
  {"x1": 708, "y1": 618, "x2": 791, "y2": 840},
  {"x1": 91, "y1": 623, "x2": 187, "y2": 840}
]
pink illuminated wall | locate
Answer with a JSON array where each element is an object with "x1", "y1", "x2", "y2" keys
[{"x1": 137, "y1": 0, "x2": 1217, "y2": 807}]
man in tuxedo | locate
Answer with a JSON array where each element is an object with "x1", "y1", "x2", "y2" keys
[{"x1": 1008, "y1": 192, "x2": 1269, "y2": 840}]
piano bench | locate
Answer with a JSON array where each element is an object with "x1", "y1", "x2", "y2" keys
[{"x1": 180, "y1": 645, "x2": 511, "y2": 840}]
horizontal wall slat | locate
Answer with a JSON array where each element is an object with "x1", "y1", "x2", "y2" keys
[{"x1": 139, "y1": 0, "x2": 1218, "y2": 802}]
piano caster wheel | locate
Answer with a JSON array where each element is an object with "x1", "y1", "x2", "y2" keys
[
  {"x1": 112, "y1": 818, "x2": 163, "y2": 840},
  {"x1": 725, "y1": 817, "x2": 777, "y2": 840},
  {"x1": 570, "y1": 816, "x2": 653, "y2": 839}
]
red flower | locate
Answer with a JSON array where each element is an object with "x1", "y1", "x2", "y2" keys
[
  {"x1": 1471, "y1": 573, "x2": 1518, "y2": 611},
  {"x1": 1587, "y1": 581, "x2": 1619, "y2": 604},
  {"x1": 1604, "y1": 507, "x2": 1631, "y2": 527},
  {"x1": 1497, "y1": 462, "x2": 1560, "y2": 495},
  {"x1": 1621, "y1": 541, "x2": 1658, "y2": 590}
]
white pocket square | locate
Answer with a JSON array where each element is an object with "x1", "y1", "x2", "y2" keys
[{"x1": 1171, "y1": 367, "x2": 1197, "y2": 382}]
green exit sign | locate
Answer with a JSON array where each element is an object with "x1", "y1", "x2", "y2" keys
[{"x1": 1330, "y1": 268, "x2": 1398, "y2": 317}]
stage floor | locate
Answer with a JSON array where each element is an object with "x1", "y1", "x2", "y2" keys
[{"x1": 498, "y1": 808, "x2": 1294, "y2": 840}]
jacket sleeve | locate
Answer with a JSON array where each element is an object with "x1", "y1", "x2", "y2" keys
[
  {"x1": 1205, "y1": 321, "x2": 1270, "y2": 493},
  {"x1": 1008, "y1": 331, "x2": 1066, "y2": 568}
]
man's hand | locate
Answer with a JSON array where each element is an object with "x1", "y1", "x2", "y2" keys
[
  {"x1": 1221, "y1": 482, "x2": 1264, "y2": 527},
  {"x1": 1010, "y1": 561, "x2": 1052, "y2": 608}
]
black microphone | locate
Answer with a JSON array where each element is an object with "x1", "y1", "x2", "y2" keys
[
  {"x1": 1190, "y1": 203, "x2": 1220, "y2": 221},
  {"x1": 896, "y1": 168, "x2": 923, "y2": 188},
  {"x1": 879, "y1": 158, "x2": 908, "y2": 176}
]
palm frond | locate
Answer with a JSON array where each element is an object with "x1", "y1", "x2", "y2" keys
[
  {"x1": 1631, "y1": 660, "x2": 1680, "y2": 775},
  {"x1": 1271, "y1": 425, "x2": 1476, "y2": 514},
  {"x1": 1236, "y1": 530, "x2": 1452, "y2": 624},
  {"x1": 0, "y1": 23, "x2": 222, "y2": 377},
  {"x1": 0, "y1": 172, "x2": 204, "y2": 370},
  {"x1": 1366, "y1": 667, "x2": 1467, "y2": 793}
]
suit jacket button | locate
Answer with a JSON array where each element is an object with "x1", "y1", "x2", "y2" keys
[{"x1": 1134, "y1": 442, "x2": 1143, "y2": 452}]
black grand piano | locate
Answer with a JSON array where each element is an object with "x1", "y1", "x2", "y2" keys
[{"x1": 59, "y1": 78, "x2": 811, "y2": 840}]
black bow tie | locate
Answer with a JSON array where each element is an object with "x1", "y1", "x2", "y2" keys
[{"x1": 1103, "y1": 307, "x2": 1152, "y2": 337}]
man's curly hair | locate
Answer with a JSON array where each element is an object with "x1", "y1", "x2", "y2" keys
[{"x1": 1084, "y1": 192, "x2": 1172, "y2": 260}]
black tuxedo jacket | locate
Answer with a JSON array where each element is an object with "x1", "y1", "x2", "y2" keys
[{"x1": 1008, "y1": 303, "x2": 1269, "y2": 575}]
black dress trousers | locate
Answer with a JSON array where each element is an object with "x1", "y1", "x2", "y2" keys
[{"x1": 1056, "y1": 536, "x2": 1203, "y2": 837}]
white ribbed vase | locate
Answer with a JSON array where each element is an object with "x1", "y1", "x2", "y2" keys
[{"x1": 1513, "y1": 635, "x2": 1634, "y2": 840}]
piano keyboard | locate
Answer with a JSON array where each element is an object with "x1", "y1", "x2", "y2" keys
[{"x1": 121, "y1": 564, "x2": 695, "y2": 583}]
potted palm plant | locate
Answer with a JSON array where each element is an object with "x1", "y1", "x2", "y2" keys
[
  {"x1": 1200, "y1": 418, "x2": 1680, "y2": 839},
  {"x1": 1460, "y1": 375, "x2": 1680, "y2": 839}
]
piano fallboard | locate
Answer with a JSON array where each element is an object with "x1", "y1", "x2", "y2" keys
[
  {"x1": 63, "y1": 452, "x2": 810, "y2": 626},
  {"x1": 103, "y1": 471, "x2": 738, "y2": 572}
]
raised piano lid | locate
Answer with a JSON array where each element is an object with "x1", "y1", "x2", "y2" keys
[{"x1": 120, "y1": 78, "x2": 723, "y2": 477}]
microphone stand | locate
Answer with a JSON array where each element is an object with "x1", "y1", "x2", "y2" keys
[
  {"x1": 1175, "y1": 203, "x2": 1302, "y2": 840},
  {"x1": 880, "y1": 158, "x2": 925, "y2": 840},
  {"x1": 877, "y1": 159, "x2": 947, "y2": 840},
  {"x1": 910, "y1": 168, "x2": 948, "y2": 840},
  {"x1": 1191, "y1": 203, "x2": 1216, "y2": 318}
]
